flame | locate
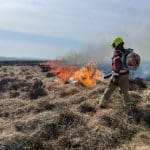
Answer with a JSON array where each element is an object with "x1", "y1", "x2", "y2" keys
[
  {"x1": 73, "y1": 62, "x2": 103, "y2": 87},
  {"x1": 41, "y1": 61, "x2": 79, "y2": 83},
  {"x1": 40, "y1": 61, "x2": 103, "y2": 87}
]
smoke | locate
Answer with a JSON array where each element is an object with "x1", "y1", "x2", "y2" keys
[
  {"x1": 60, "y1": 23, "x2": 150, "y2": 81},
  {"x1": 61, "y1": 43, "x2": 112, "y2": 65},
  {"x1": 61, "y1": 42, "x2": 150, "y2": 81},
  {"x1": 126, "y1": 25, "x2": 150, "y2": 61},
  {"x1": 130, "y1": 61, "x2": 150, "y2": 81},
  {"x1": 126, "y1": 25, "x2": 150, "y2": 80}
]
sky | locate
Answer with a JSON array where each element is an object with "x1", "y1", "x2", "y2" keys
[{"x1": 0, "y1": 0, "x2": 150, "y2": 60}]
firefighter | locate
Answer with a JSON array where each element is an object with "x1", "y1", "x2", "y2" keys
[{"x1": 99, "y1": 37, "x2": 134, "y2": 108}]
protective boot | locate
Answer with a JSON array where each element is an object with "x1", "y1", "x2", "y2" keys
[{"x1": 99, "y1": 97, "x2": 108, "y2": 108}]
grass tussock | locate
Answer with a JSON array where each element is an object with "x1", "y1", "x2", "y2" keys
[{"x1": 0, "y1": 64, "x2": 149, "y2": 150}]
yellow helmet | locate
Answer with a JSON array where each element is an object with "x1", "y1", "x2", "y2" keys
[{"x1": 111, "y1": 37, "x2": 124, "y2": 48}]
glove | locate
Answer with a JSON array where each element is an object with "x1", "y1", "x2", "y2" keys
[{"x1": 112, "y1": 75, "x2": 119, "y2": 85}]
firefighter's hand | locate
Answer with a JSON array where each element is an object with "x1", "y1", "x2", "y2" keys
[{"x1": 112, "y1": 76, "x2": 119, "y2": 85}]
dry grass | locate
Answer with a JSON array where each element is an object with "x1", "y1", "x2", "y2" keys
[{"x1": 0, "y1": 64, "x2": 149, "y2": 150}]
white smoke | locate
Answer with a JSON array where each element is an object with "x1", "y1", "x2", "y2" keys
[{"x1": 130, "y1": 61, "x2": 150, "y2": 81}]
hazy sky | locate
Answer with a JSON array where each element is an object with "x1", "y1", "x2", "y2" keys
[{"x1": 0, "y1": 0, "x2": 150, "y2": 60}]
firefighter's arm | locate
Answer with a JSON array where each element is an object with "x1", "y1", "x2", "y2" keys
[
  {"x1": 112, "y1": 56, "x2": 121, "y2": 85},
  {"x1": 113, "y1": 55, "x2": 121, "y2": 76}
]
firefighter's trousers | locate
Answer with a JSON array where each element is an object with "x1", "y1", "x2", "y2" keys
[{"x1": 102, "y1": 74, "x2": 130, "y2": 104}]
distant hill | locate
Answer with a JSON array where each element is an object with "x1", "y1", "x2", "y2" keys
[
  {"x1": 0, "y1": 56, "x2": 17, "y2": 61},
  {"x1": 0, "y1": 56, "x2": 48, "y2": 61},
  {"x1": 0, "y1": 56, "x2": 34, "y2": 61},
  {"x1": 0, "y1": 56, "x2": 49, "y2": 66}
]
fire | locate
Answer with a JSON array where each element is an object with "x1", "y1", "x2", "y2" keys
[
  {"x1": 40, "y1": 61, "x2": 103, "y2": 87},
  {"x1": 73, "y1": 62, "x2": 103, "y2": 87},
  {"x1": 41, "y1": 61, "x2": 79, "y2": 84}
]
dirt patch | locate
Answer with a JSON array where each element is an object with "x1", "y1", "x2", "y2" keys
[
  {"x1": 87, "y1": 86, "x2": 106, "y2": 98},
  {"x1": 2, "y1": 134, "x2": 30, "y2": 150},
  {"x1": 34, "y1": 101, "x2": 56, "y2": 113},
  {"x1": 15, "y1": 119, "x2": 41, "y2": 132},
  {"x1": 58, "y1": 87, "x2": 79, "y2": 98},
  {"x1": 129, "y1": 78, "x2": 147, "y2": 90},
  {"x1": 58, "y1": 111, "x2": 83, "y2": 129},
  {"x1": 29, "y1": 79, "x2": 47, "y2": 99},
  {"x1": 138, "y1": 104, "x2": 150, "y2": 126},
  {"x1": 79, "y1": 103, "x2": 96, "y2": 114},
  {"x1": 37, "y1": 123, "x2": 59, "y2": 140}
]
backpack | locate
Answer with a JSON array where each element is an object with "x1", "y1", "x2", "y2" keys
[{"x1": 122, "y1": 49, "x2": 140, "y2": 71}]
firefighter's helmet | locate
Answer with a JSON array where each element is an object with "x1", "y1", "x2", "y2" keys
[{"x1": 112, "y1": 37, "x2": 124, "y2": 48}]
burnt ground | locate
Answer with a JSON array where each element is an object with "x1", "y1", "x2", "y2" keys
[{"x1": 0, "y1": 62, "x2": 149, "y2": 150}]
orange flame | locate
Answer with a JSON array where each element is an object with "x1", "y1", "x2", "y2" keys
[
  {"x1": 73, "y1": 62, "x2": 103, "y2": 87},
  {"x1": 40, "y1": 61, "x2": 103, "y2": 87},
  {"x1": 41, "y1": 61, "x2": 79, "y2": 83}
]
